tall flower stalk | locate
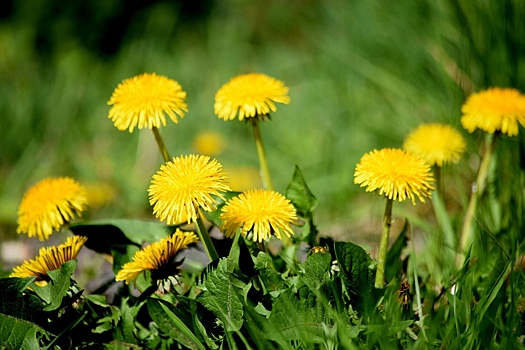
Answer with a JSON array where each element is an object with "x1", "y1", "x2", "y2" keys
[
  {"x1": 107, "y1": 73, "x2": 187, "y2": 162},
  {"x1": 354, "y1": 148, "x2": 434, "y2": 288},
  {"x1": 376, "y1": 198, "x2": 393, "y2": 288},
  {"x1": 457, "y1": 133, "x2": 496, "y2": 264},
  {"x1": 250, "y1": 119, "x2": 274, "y2": 190},
  {"x1": 152, "y1": 127, "x2": 172, "y2": 163},
  {"x1": 456, "y1": 87, "x2": 525, "y2": 266},
  {"x1": 403, "y1": 123, "x2": 466, "y2": 268},
  {"x1": 214, "y1": 73, "x2": 290, "y2": 245},
  {"x1": 214, "y1": 73, "x2": 290, "y2": 191},
  {"x1": 195, "y1": 210, "x2": 219, "y2": 261}
]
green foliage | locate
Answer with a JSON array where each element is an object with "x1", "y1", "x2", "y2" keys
[
  {"x1": 147, "y1": 298, "x2": 205, "y2": 350},
  {"x1": 0, "y1": 278, "x2": 48, "y2": 350},
  {"x1": 30, "y1": 260, "x2": 78, "y2": 312},
  {"x1": 0, "y1": 315, "x2": 45, "y2": 350},
  {"x1": 286, "y1": 165, "x2": 319, "y2": 246},
  {"x1": 335, "y1": 241, "x2": 375, "y2": 313},
  {"x1": 197, "y1": 258, "x2": 245, "y2": 332}
]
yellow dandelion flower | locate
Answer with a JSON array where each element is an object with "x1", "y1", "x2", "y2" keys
[
  {"x1": 214, "y1": 73, "x2": 290, "y2": 121},
  {"x1": 354, "y1": 148, "x2": 435, "y2": 205},
  {"x1": 148, "y1": 154, "x2": 231, "y2": 225},
  {"x1": 115, "y1": 229, "x2": 199, "y2": 285},
  {"x1": 403, "y1": 123, "x2": 466, "y2": 167},
  {"x1": 107, "y1": 73, "x2": 188, "y2": 132},
  {"x1": 10, "y1": 236, "x2": 87, "y2": 282},
  {"x1": 193, "y1": 131, "x2": 225, "y2": 156},
  {"x1": 219, "y1": 189, "x2": 297, "y2": 243},
  {"x1": 461, "y1": 87, "x2": 525, "y2": 136},
  {"x1": 17, "y1": 177, "x2": 88, "y2": 241}
]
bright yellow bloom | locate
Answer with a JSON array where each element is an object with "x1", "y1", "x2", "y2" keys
[
  {"x1": 115, "y1": 229, "x2": 199, "y2": 285},
  {"x1": 220, "y1": 189, "x2": 297, "y2": 243},
  {"x1": 149, "y1": 155, "x2": 231, "y2": 225},
  {"x1": 403, "y1": 123, "x2": 466, "y2": 167},
  {"x1": 461, "y1": 87, "x2": 525, "y2": 136},
  {"x1": 10, "y1": 236, "x2": 87, "y2": 282},
  {"x1": 354, "y1": 148, "x2": 435, "y2": 204},
  {"x1": 214, "y1": 73, "x2": 290, "y2": 121},
  {"x1": 193, "y1": 131, "x2": 225, "y2": 156},
  {"x1": 17, "y1": 177, "x2": 88, "y2": 241},
  {"x1": 107, "y1": 73, "x2": 188, "y2": 132}
]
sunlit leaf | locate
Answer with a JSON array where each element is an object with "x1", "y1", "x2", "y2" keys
[{"x1": 197, "y1": 258, "x2": 244, "y2": 332}]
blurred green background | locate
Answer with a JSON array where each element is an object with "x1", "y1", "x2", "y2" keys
[{"x1": 1, "y1": 0, "x2": 524, "y2": 265}]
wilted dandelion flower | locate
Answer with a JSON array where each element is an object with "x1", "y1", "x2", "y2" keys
[
  {"x1": 115, "y1": 229, "x2": 198, "y2": 288},
  {"x1": 17, "y1": 177, "x2": 88, "y2": 241},
  {"x1": 149, "y1": 154, "x2": 231, "y2": 225},
  {"x1": 214, "y1": 73, "x2": 290, "y2": 121},
  {"x1": 220, "y1": 189, "x2": 297, "y2": 243},
  {"x1": 461, "y1": 87, "x2": 525, "y2": 136},
  {"x1": 354, "y1": 148, "x2": 435, "y2": 204},
  {"x1": 107, "y1": 73, "x2": 188, "y2": 132},
  {"x1": 403, "y1": 123, "x2": 466, "y2": 167},
  {"x1": 10, "y1": 236, "x2": 87, "y2": 282}
]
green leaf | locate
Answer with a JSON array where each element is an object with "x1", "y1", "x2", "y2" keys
[
  {"x1": 265, "y1": 288, "x2": 326, "y2": 343},
  {"x1": 334, "y1": 241, "x2": 375, "y2": 312},
  {"x1": 147, "y1": 298, "x2": 205, "y2": 350},
  {"x1": 84, "y1": 294, "x2": 110, "y2": 308},
  {"x1": 197, "y1": 258, "x2": 244, "y2": 332},
  {"x1": 431, "y1": 191, "x2": 456, "y2": 256},
  {"x1": 103, "y1": 341, "x2": 143, "y2": 349},
  {"x1": 0, "y1": 313, "x2": 45, "y2": 350},
  {"x1": 365, "y1": 320, "x2": 414, "y2": 335},
  {"x1": 299, "y1": 252, "x2": 332, "y2": 290},
  {"x1": 93, "y1": 306, "x2": 120, "y2": 334},
  {"x1": 0, "y1": 277, "x2": 43, "y2": 322},
  {"x1": 115, "y1": 299, "x2": 138, "y2": 344},
  {"x1": 285, "y1": 165, "x2": 318, "y2": 216},
  {"x1": 254, "y1": 252, "x2": 286, "y2": 291},
  {"x1": 172, "y1": 296, "x2": 219, "y2": 349},
  {"x1": 227, "y1": 231, "x2": 241, "y2": 273},
  {"x1": 474, "y1": 257, "x2": 512, "y2": 322},
  {"x1": 70, "y1": 219, "x2": 171, "y2": 254},
  {"x1": 31, "y1": 260, "x2": 77, "y2": 311},
  {"x1": 30, "y1": 260, "x2": 77, "y2": 311}
]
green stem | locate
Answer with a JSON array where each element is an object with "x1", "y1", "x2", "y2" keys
[
  {"x1": 152, "y1": 127, "x2": 171, "y2": 163},
  {"x1": 434, "y1": 165, "x2": 442, "y2": 195},
  {"x1": 195, "y1": 210, "x2": 219, "y2": 261},
  {"x1": 456, "y1": 133, "x2": 497, "y2": 266},
  {"x1": 250, "y1": 119, "x2": 274, "y2": 191},
  {"x1": 250, "y1": 118, "x2": 292, "y2": 248},
  {"x1": 375, "y1": 198, "x2": 393, "y2": 288}
]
